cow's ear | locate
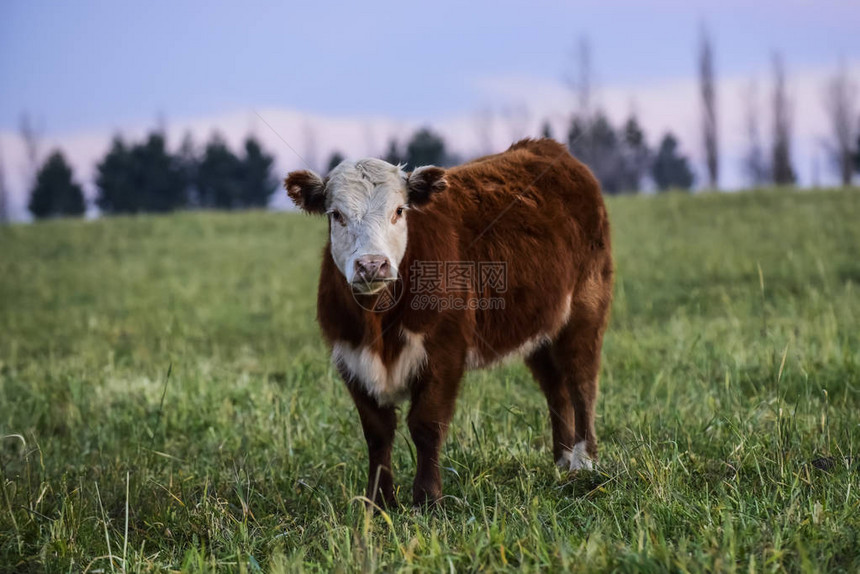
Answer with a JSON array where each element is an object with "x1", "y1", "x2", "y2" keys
[
  {"x1": 406, "y1": 166, "x2": 448, "y2": 207},
  {"x1": 285, "y1": 170, "x2": 326, "y2": 214}
]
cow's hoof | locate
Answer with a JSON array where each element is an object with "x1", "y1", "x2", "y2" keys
[
  {"x1": 412, "y1": 485, "x2": 442, "y2": 508},
  {"x1": 556, "y1": 441, "x2": 595, "y2": 472}
]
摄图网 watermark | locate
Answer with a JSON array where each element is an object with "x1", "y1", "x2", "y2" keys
[{"x1": 352, "y1": 260, "x2": 508, "y2": 312}]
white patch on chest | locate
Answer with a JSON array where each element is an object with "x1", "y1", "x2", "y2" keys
[{"x1": 332, "y1": 329, "x2": 426, "y2": 405}]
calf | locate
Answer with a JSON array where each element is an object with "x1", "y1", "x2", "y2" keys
[{"x1": 286, "y1": 138, "x2": 613, "y2": 506}]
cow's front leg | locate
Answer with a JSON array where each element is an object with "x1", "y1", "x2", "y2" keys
[
  {"x1": 407, "y1": 370, "x2": 462, "y2": 507},
  {"x1": 347, "y1": 383, "x2": 398, "y2": 508}
]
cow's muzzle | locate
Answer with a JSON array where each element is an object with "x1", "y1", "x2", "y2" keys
[{"x1": 352, "y1": 255, "x2": 395, "y2": 294}]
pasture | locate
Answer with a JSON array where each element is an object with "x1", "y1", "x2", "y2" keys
[{"x1": 1, "y1": 188, "x2": 859, "y2": 572}]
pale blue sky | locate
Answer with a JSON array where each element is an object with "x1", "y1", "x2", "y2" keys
[{"x1": 2, "y1": 0, "x2": 858, "y2": 134}]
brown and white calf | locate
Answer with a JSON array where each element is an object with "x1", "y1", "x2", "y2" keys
[{"x1": 286, "y1": 138, "x2": 613, "y2": 506}]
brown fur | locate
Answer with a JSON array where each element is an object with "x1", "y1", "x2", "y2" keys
[{"x1": 293, "y1": 138, "x2": 613, "y2": 507}]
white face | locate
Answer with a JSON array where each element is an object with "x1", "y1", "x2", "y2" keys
[{"x1": 325, "y1": 159, "x2": 409, "y2": 287}]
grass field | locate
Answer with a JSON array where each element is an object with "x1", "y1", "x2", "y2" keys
[{"x1": 1, "y1": 188, "x2": 859, "y2": 572}]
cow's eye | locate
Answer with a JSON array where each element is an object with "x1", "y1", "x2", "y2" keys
[
  {"x1": 330, "y1": 210, "x2": 343, "y2": 223},
  {"x1": 392, "y1": 206, "x2": 405, "y2": 224},
  {"x1": 396, "y1": 207, "x2": 404, "y2": 217}
]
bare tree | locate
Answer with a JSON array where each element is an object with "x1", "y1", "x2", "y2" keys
[
  {"x1": 741, "y1": 81, "x2": 769, "y2": 187},
  {"x1": 565, "y1": 35, "x2": 596, "y2": 164},
  {"x1": 473, "y1": 106, "x2": 495, "y2": 156},
  {"x1": 822, "y1": 61, "x2": 858, "y2": 187},
  {"x1": 567, "y1": 36, "x2": 593, "y2": 119},
  {"x1": 19, "y1": 112, "x2": 42, "y2": 193},
  {"x1": 771, "y1": 53, "x2": 796, "y2": 186},
  {"x1": 699, "y1": 25, "x2": 719, "y2": 188}
]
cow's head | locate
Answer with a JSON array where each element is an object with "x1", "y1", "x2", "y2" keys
[{"x1": 285, "y1": 159, "x2": 447, "y2": 294}]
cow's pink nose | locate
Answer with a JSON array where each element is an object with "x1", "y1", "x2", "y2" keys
[{"x1": 354, "y1": 255, "x2": 391, "y2": 283}]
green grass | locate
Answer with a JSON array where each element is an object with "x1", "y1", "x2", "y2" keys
[{"x1": 1, "y1": 188, "x2": 859, "y2": 572}]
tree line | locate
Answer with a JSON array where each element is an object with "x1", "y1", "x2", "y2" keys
[
  {"x1": 19, "y1": 114, "x2": 860, "y2": 221},
  {"x1": 23, "y1": 131, "x2": 279, "y2": 219},
  {"x1": 7, "y1": 31, "x2": 859, "y2": 221},
  {"x1": 364, "y1": 115, "x2": 696, "y2": 196}
]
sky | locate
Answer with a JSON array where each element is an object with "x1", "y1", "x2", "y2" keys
[{"x1": 1, "y1": 0, "x2": 859, "y2": 219}]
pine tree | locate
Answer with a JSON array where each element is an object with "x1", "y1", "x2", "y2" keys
[
  {"x1": 135, "y1": 132, "x2": 187, "y2": 212},
  {"x1": 652, "y1": 133, "x2": 695, "y2": 191},
  {"x1": 568, "y1": 112, "x2": 629, "y2": 194},
  {"x1": 197, "y1": 134, "x2": 243, "y2": 209},
  {"x1": 240, "y1": 136, "x2": 277, "y2": 208},
  {"x1": 405, "y1": 128, "x2": 447, "y2": 169},
  {"x1": 96, "y1": 137, "x2": 137, "y2": 213},
  {"x1": 590, "y1": 113, "x2": 624, "y2": 193},
  {"x1": 28, "y1": 150, "x2": 86, "y2": 219},
  {"x1": 619, "y1": 115, "x2": 651, "y2": 192},
  {"x1": 96, "y1": 132, "x2": 186, "y2": 214}
]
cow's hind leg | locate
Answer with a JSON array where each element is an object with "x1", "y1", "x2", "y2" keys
[
  {"x1": 551, "y1": 275, "x2": 612, "y2": 471},
  {"x1": 525, "y1": 345, "x2": 576, "y2": 465}
]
